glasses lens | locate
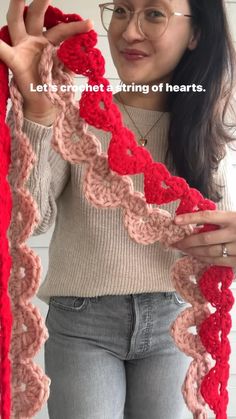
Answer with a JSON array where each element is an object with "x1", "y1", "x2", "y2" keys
[
  {"x1": 102, "y1": 4, "x2": 129, "y2": 31},
  {"x1": 139, "y1": 6, "x2": 168, "y2": 40},
  {"x1": 101, "y1": 3, "x2": 168, "y2": 40}
]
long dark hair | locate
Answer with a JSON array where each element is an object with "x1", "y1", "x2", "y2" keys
[{"x1": 166, "y1": 0, "x2": 236, "y2": 201}]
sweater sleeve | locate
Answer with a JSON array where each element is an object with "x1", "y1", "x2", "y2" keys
[
  {"x1": 6, "y1": 107, "x2": 71, "y2": 235},
  {"x1": 214, "y1": 145, "x2": 236, "y2": 212}
]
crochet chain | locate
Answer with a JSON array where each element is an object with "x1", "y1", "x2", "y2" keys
[
  {"x1": 0, "y1": 17, "x2": 51, "y2": 419},
  {"x1": 0, "y1": 24, "x2": 13, "y2": 419},
  {"x1": 0, "y1": 5, "x2": 234, "y2": 419}
]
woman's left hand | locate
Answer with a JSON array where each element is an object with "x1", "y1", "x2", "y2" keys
[{"x1": 172, "y1": 210, "x2": 236, "y2": 267}]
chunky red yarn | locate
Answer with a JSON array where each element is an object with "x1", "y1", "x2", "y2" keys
[
  {"x1": 0, "y1": 5, "x2": 234, "y2": 418},
  {"x1": 0, "y1": 25, "x2": 13, "y2": 419}
]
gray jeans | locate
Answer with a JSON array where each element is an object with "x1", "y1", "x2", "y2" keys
[{"x1": 45, "y1": 292, "x2": 191, "y2": 419}]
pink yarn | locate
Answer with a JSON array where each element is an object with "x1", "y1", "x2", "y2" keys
[{"x1": 7, "y1": 78, "x2": 51, "y2": 417}]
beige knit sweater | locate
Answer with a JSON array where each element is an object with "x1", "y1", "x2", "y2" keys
[{"x1": 7, "y1": 96, "x2": 236, "y2": 305}]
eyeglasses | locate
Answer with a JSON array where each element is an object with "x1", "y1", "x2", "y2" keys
[{"x1": 98, "y1": 2, "x2": 193, "y2": 41}]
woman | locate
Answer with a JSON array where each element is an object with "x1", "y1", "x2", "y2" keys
[{"x1": 1, "y1": 1, "x2": 236, "y2": 418}]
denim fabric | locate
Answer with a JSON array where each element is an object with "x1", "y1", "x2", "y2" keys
[{"x1": 45, "y1": 292, "x2": 191, "y2": 419}]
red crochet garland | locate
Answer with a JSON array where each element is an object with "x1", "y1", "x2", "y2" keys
[
  {"x1": 0, "y1": 25, "x2": 13, "y2": 419},
  {"x1": 0, "y1": 5, "x2": 234, "y2": 418}
]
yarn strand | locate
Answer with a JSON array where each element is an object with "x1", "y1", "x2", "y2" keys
[{"x1": 0, "y1": 24, "x2": 13, "y2": 419}]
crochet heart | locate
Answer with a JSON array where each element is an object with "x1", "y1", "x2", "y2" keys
[
  {"x1": 8, "y1": 190, "x2": 39, "y2": 245},
  {"x1": 83, "y1": 154, "x2": 132, "y2": 207},
  {"x1": 79, "y1": 87, "x2": 122, "y2": 131},
  {"x1": 144, "y1": 162, "x2": 189, "y2": 205},
  {"x1": 11, "y1": 360, "x2": 50, "y2": 417},
  {"x1": 108, "y1": 126, "x2": 152, "y2": 175},
  {"x1": 43, "y1": 4, "x2": 85, "y2": 32},
  {"x1": 9, "y1": 245, "x2": 41, "y2": 301},
  {"x1": 198, "y1": 266, "x2": 234, "y2": 310},
  {"x1": 183, "y1": 358, "x2": 212, "y2": 413},
  {"x1": 170, "y1": 307, "x2": 208, "y2": 357},
  {"x1": 57, "y1": 37, "x2": 105, "y2": 77},
  {"x1": 200, "y1": 363, "x2": 230, "y2": 410},
  {"x1": 8, "y1": 132, "x2": 36, "y2": 188},
  {"x1": 171, "y1": 256, "x2": 207, "y2": 305},
  {"x1": 124, "y1": 205, "x2": 172, "y2": 244},
  {"x1": 11, "y1": 303, "x2": 48, "y2": 358},
  {"x1": 176, "y1": 188, "x2": 216, "y2": 215},
  {"x1": 199, "y1": 311, "x2": 231, "y2": 358},
  {"x1": 51, "y1": 105, "x2": 101, "y2": 162}
]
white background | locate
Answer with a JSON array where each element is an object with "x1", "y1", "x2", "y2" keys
[{"x1": 1, "y1": 1, "x2": 236, "y2": 418}]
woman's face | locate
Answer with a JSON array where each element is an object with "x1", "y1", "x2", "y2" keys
[{"x1": 107, "y1": 0, "x2": 198, "y2": 86}]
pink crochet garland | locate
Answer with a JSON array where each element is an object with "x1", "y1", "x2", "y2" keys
[
  {"x1": 0, "y1": 5, "x2": 234, "y2": 418},
  {"x1": 0, "y1": 23, "x2": 50, "y2": 419}
]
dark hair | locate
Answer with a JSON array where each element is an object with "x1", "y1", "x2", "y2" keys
[{"x1": 166, "y1": 0, "x2": 236, "y2": 201}]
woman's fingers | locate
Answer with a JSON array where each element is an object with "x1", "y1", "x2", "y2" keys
[
  {"x1": 6, "y1": 0, "x2": 27, "y2": 44},
  {"x1": 178, "y1": 241, "x2": 236, "y2": 258},
  {"x1": 193, "y1": 254, "x2": 236, "y2": 268},
  {"x1": 44, "y1": 19, "x2": 94, "y2": 47},
  {"x1": 173, "y1": 225, "x2": 235, "y2": 250},
  {"x1": 173, "y1": 238, "x2": 236, "y2": 267},
  {"x1": 174, "y1": 210, "x2": 236, "y2": 227},
  {"x1": 25, "y1": 0, "x2": 51, "y2": 36},
  {"x1": 172, "y1": 213, "x2": 236, "y2": 266}
]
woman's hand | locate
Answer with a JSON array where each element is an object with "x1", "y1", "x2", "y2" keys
[
  {"x1": 0, "y1": 0, "x2": 93, "y2": 124},
  {"x1": 172, "y1": 210, "x2": 236, "y2": 267}
]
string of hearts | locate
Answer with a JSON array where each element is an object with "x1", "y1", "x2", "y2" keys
[{"x1": 0, "y1": 5, "x2": 234, "y2": 419}]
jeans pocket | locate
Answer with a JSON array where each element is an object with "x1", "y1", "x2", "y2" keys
[
  {"x1": 173, "y1": 292, "x2": 188, "y2": 306},
  {"x1": 49, "y1": 296, "x2": 90, "y2": 312},
  {"x1": 45, "y1": 306, "x2": 51, "y2": 325}
]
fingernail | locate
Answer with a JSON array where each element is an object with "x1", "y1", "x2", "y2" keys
[{"x1": 84, "y1": 19, "x2": 94, "y2": 25}]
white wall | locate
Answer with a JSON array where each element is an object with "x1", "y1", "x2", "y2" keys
[{"x1": 1, "y1": 1, "x2": 236, "y2": 418}]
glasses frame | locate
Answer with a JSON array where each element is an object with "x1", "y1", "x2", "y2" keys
[{"x1": 98, "y1": 2, "x2": 193, "y2": 40}]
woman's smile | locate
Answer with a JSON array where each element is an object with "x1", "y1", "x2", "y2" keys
[
  {"x1": 119, "y1": 47, "x2": 150, "y2": 60},
  {"x1": 120, "y1": 51, "x2": 149, "y2": 60}
]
